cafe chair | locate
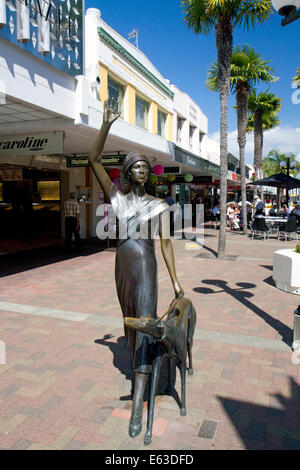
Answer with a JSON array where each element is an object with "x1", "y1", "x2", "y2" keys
[
  {"x1": 251, "y1": 217, "x2": 270, "y2": 240},
  {"x1": 278, "y1": 216, "x2": 298, "y2": 242}
]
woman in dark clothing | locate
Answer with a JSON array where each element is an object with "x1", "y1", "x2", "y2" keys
[{"x1": 88, "y1": 101, "x2": 184, "y2": 438}]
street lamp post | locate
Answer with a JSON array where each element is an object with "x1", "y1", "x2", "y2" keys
[
  {"x1": 272, "y1": 0, "x2": 300, "y2": 25},
  {"x1": 279, "y1": 157, "x2": 297, "y2": 206}
]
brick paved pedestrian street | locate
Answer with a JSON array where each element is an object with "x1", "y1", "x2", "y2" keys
[{"x1": 1, "y1": 228, "x2": 300, "y2": 451}]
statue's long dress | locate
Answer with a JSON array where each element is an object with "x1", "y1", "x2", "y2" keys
[{"x1": 111, "y1": 184, "x2": 169, "y2": 373}]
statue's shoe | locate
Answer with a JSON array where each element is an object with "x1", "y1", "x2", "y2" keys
[{"x1": 129, "y1": 414, "x2": 142, "y2": 438}]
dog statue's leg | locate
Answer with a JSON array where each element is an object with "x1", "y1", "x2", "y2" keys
[
  {"x1": 187, "y1": 341, "x2": 193, "y2": 375},
  {"x1": 129, "y1": 372, "x2": 149, "y2": 438},
  {"x1": 167, "y1": 357, "x2": 175, "y2": 393},
  {"x1": 179, "y1": 360, "x2": 186, "y2": 416},
  {"x1": 144, "y1": 354, "x2": 163, "y2": 446}
]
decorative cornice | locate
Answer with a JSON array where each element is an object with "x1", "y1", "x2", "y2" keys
[{"x1": 98, "y1": 28, "x2": 174, "y2": 100}]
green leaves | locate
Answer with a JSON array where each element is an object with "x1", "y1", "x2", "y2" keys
[
  {"x1": 246, "y1": 111, "x2": 280, "y2": 132},
  {"x1": 181, "y1": 0, "x2": 273, "y2": 34},
  {"x1": 295, "y1": 66, "x2": 300, "y2": 89},
  {"x1": 248, "y1": 90, "x2": 282, "y2": 115},
  {"x1": 206, "y1": 44, "x2": 277, "y2": 92},
  {"x1": 263, "y1": 150, "x2": 300, "y2": 177}
]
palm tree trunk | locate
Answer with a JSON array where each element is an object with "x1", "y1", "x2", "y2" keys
[
  {"x1": 254, "y1": 110, "x2": 263, "y2": 200},
  {"x1": 215, "y1": 18, "x2": 233, "y2": 259},
  {"x1": 236, "y1": 84, "x2": 249, "y2": 235}
]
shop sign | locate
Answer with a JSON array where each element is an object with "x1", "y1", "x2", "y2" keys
[
  {"x1": 66, "y1": 154, "x2": 126, "y2": 168},
  {"x1": 174, "y1": 146, "x2": 220, "y2": 177},
  {"x1": 66, "y1": 156, "x2": 89, "y2": 167},
  {"x1": 0, "y1": 0, "x2": 83, "y2": 76},
  {"x1": 0, "y1": 168, "x2": 23, "y2": 180},
  {"x1": 0, "y1": 132, "x2": 64, "y2": 156},
  {"x1": 101, "y1": 154, "x2": 125, "y2": 165}
]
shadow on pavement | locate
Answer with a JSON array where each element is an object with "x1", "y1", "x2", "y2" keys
[
  {"x1": 218, "y1": 377, "x2": 300, "y2": 449},
  {"x1": 0, "y1": 239, "x2": 111, "y2": 278},
  {"x1": 260, "y1": 265, "x2": 273, "y2": 272},
  {"x1": 194, "y1": 279, "x2": 293, "y2": 348}
]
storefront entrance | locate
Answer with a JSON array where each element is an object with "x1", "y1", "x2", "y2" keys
[{"x1": 0, "y1": 167, "x2": 62, "y2": 254}]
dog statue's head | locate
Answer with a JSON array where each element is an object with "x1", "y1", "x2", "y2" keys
[{"x1": 124, "y1": 316, "x2": 164, "y2": 339}]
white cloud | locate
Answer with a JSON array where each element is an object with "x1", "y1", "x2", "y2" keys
[{"x1": 209, "y1": 125, "x2": 300, "y2": 165}]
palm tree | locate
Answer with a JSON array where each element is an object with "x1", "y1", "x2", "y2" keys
[
  {"x1": 181, "y1": 0, "x2": 273, "y2": 258},
  {"x1": 262, "y1": 149, "x2": 300, "y2": 206},
  {"x1": 247, "y1": 90, "x2": 281, "y2": 198},
  {"x1": 206, "y1": 45, "x2": 276, "y2": 234},
  {"x1": 263, "y1": 150, "x2": 300, "y2": 177}
]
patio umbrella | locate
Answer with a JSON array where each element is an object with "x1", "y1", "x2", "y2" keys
[
  {"x1": 238, "y1": 201, "x2": 251, "y2": 206},
  {"x1": 248, "y1": 173, "x2": 300, "y2": 190}
]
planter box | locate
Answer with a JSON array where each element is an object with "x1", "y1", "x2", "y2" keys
[{"x1": 273, "y1": 249, "x2": 300, "y2": 295}]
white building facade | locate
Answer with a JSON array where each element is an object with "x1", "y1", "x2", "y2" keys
[{"x1": 0, "y1": 2, "x2": 220, "y2": 247}]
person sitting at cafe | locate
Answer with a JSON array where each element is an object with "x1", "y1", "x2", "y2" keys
[
  {"x1": 227, "y1": 203, "x2": 235, "y2": 231},
  {"x1": 291, "y1": 204, "x2": 300, "y2": 226},
  {"x1": 254, "y1": 196, "x2": 265, "y2": 216},
  {"x1": 278, "y1": 204, "x2": 290, "y2": 218},
  {"x1": 269, "y1": 203, "x2": 277, "y2": 217}
]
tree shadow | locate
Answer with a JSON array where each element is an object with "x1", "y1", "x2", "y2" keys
[
  {"x1": 94, "y1": 334, "x2": 181, "y2": 407},
  {"x1": 194, "y1": 279, "x2": 293, "y2": 348},
  {"x1": 218, "y1": 377, "x2": 300, "y2": 449}
]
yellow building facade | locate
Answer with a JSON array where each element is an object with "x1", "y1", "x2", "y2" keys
[{"x1": 98, "y1": 63, "x2": 173, "y2": 141}]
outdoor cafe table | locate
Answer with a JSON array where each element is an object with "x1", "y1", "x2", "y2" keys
[{"x1": 262, "y1": 217, "x2": 287, "y2": 223}]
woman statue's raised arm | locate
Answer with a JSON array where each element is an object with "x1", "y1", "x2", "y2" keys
[{"x1": 88, "y1": 99, "x2": 120, "y2": 202}]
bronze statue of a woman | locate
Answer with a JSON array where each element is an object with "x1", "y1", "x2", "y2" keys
[{"x1": 89, "y1": 101, "x2": 184, "y2": 438}]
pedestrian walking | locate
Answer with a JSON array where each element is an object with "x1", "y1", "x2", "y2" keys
[{"x1": 64, "y1": 192, "x2": 83, "y2": 252}]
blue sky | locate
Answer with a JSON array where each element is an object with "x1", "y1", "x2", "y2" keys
[{"x1": 85, "y1": 0, "x2": 300, "y2": 163}]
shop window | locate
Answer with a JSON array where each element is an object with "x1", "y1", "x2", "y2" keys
[
  {"x1": 157, "y1": 110, "x2": 167, "y2": 137},
  {"x1": 199, "y1": 131, "x2": 205, "y2": 151},
  {"x1": 136, "y1": 95, "x2": 149, "y2": 130},
  {"x1": 0, "y1": 183, "x2": 3, "y2": 202},
  {"x1": 108, "y1": 76, "x2": 124, "y2": 118},
  {"x1": 177, "y1": 117, "x2": 185, "y2": 143},
  {"x1": 37, "y1": 181, "x2": 60, "y2": 201},
  {"x1": 189, "y1": 125, "x2": 196, "y2": 147}
]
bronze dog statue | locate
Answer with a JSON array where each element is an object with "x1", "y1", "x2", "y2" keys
[{"x1": 124, "y1": 296, "x2": 196, "y2": 445}]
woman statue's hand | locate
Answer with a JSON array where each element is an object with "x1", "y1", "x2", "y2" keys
[
  {"x1": 103, "y1": 98, "x2": 121, "y2": 126},
  {"x1": 173, "y1": 280, "x2": 184, "y2": 299}
]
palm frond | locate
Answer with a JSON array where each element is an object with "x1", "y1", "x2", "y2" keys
[
  {"x1": 206, "y1": 44, "x2": 277, "y2": 93},
  {"x1": 248, "y1": 90, "x2": 281, "y2": 114},
  {"x1": 181, "y1": 0, "x2": 216, "y2": 35},
  {"x1": 234, "y1": 0, "x2": 273, "y2": 31},
  {"x1": 246, "y1": 110, "x2": 280, "y2": 132},
  {"x1": 294, "y1": 66, "x2": 300, "y2": 89}
]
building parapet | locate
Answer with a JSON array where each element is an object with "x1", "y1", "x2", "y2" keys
[{"x1": 98, "y1": 28, "x2": 174, "y2": 100}]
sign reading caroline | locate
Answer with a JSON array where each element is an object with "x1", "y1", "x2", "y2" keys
[
  {"x1": 0, "y1": 0, "x2": 83, "y2": 76},
  {"x1": 0, "y1": 132, "x2": 64, "y2": 155}
]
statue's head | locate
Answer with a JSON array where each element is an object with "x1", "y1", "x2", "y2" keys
[
  {"x1": 123, "y1": 152, "x2": 151, "y2": 184},
  {"x1": 123, "y1": 316, "x2": 164, "y2": 339}
]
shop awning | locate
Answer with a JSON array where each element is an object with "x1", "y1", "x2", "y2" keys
[{"x1": 174, "y1": 145, "x2": 220, "y2": 177}]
